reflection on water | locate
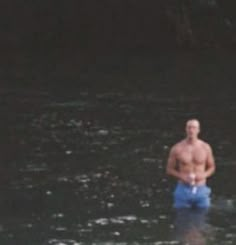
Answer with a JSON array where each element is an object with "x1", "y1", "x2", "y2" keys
[
  {"x1": 1, "y1": 90, "x2": 236, "y2": 244},
  {"x1": 174, "y1": 208, "x2": 210, "y2": 245}
]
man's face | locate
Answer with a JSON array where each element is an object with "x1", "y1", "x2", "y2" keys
[{"x1": 185, "y1": 120, "x2": 200, "y2": 139}]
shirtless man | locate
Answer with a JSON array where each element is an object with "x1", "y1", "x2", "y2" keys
[{"x1": 166, "y1": 119, "x2": 216, "y2": 208}]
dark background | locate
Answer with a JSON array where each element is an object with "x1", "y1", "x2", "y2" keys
[{"x1": 1, "y1": 0, "x2": 236, "y2": 92}]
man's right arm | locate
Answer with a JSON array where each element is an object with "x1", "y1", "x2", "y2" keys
[{"x1": 166, "y1": 146, "x2": 188, "y2": 183}]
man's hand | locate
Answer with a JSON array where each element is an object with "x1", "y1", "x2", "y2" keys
[{"x1": 179, "y1": 173, "x2": 194, "y2": 185}]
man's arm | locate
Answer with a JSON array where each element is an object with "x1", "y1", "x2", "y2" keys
[
  {"x1": 204, "y1": 145, "x2": 216, "y2": 178},
  {"x1": 196, "y1": 144, "x2": 216, "y2": 182},
  {"x1": 166, "y1": 146, "x2": 188, "y2": 183}
]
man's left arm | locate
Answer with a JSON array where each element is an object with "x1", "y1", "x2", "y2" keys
[{"x1": 204, "y1": 145, "x2": 216, "y2": 178}]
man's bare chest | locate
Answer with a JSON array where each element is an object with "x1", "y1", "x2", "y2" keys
[{"x1": 177, "y1": 148, "x2": 207, "y2": 165}]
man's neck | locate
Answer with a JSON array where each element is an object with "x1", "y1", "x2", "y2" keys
[{"x1": 186, "y1": 137, "x2": 199, "y2": 145}]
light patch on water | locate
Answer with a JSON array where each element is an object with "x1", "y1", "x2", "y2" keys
[
  {"x1": 109, "y1": 140, "x2": 119, "y2": 145},
  {"x1": 119, "y1": 136, "x2": 127, "y2": 141},
  {"x1": 74, "y1": 174, "x2": 91, "y2": 184},
  {"x1": 46, "y1": 190, "x2": 53, "y2": 195},
  {"x1": 50, "y1": 226, "x2": 68, "y2": 232},
  {"x1": 159, "y1": 215, "x2": 167, "y2": 220},
  {"x1": 153, "y1": 241, "x2": 179, "y2": 245},
  {"x1": 91, "y1": 243, "x2": 137, "y2": 245},
  {"x1": 94, "y1": 218, "x2": 109, "y2": 226},
  {"x1": 67, "y1": 119, "x2": 83, "y2": 128},
  {"x1": 47, "y1": 239, "x2": 80, "y2": 245},
  {"x1": 57, "y1": 177, "x2": 71, "y2": 183},
  {"x1": 134, "y1": 148, "x2": 147, "y2": 154},
  {"x1": 107, "y1": 202, "x2": 114, "y2": 208},
  {"x1": 21, "y1": 163, "x2": 49, "y2": 173},
  {"x1": 142, "y1": 158, "x2": 157, "y2": 163},
  {"x1": 163, "y1": 145, "x2": 169, "y2": 150},
  {"x1": 97, "y1": 129, "x2": 109, "y2": 136},
  {"x1": 140, "y1": 218, "x2": 159, "y2": 224},
  {"x1": 52, "y1": 213, "x2": 64, "y2": 219},
  {"x1": 78, "y1": 228, "x2": 92, "y2": 233},
  {"x1": 76, "y1": 242, "x2": 180, "y2": 245},
  {"x1": 110, "y1": 218, "x2": 125, "y2": 224},
  {"x1": 92, "y1": 195, "x2": 98, "y2": 200},
  {"x1": 140, "y1": 200, "x2": 150, "y2": 208},
  {"x1": 93, "y1": 173, "x2": 102, "y2": 179},
  {"x1": 111, "y1": 231, "x2": 120, "y2": 236},
  {"x1": 55, "y1": 227, "x2": 67, "y2": 231},
  {"x1": 89, "y1": 215, "x2": 139, "y2": 227},
  {"x1": 48, "y1": 101, "x2": 89, "y2": 108},
  {"x1": 65, "y1": 150, "x2": 73, "y2": 155},
  {"x1": 212, "y1": 196, "x2": 235, "y2": 212},
  {"x1": 111, "y1": 127, "x2": 122, "y2": 135},
  {"x1": 161, "y1": 178, "x2": 168, "y2": 183},
  {"x1": 21, "y1": 223, "x2": 33, "y2": 229},
  {"x1": 117, "y1": 215, "x2": 138, "y2": 222},
  {"x1": 26, "y1": 185, "x2": 33, "y2": 189},
  {"x1": 225, "y1": 233, "x2": 236, "y2": 239}
]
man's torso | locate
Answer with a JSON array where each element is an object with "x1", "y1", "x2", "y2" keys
[{"x1": 175, "y1": 140, "x2": 208, "y2": 185}]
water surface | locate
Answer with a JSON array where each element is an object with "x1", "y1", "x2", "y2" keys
[{"x1": 1, "y1": 89, "x2": 236, "y2": 244}]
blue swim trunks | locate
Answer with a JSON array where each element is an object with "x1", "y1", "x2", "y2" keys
[{"x1": 173, "y1": 182, "x2": 211, "y2": 209}]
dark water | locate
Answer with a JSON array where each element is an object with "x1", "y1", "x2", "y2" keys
[{"x1": 1, "y1": 88, "x2": 236, "y2": 244}]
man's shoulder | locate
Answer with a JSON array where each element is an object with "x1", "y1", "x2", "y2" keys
[
  {"x1": 199, "y1": 140, "x2": 212, "y2": 150},
  {"x1": 171, "y1": 140, "x2": 185, "y2": 151}
]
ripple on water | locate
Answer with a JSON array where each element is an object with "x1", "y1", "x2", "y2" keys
[
  {"x1": 225, "y1": 233, "x2": 236, "y2": 239},
  {"x1": 153, "y1": 242, "x2": 180, "y2": 245},
  {"x1": 21, "y1": 163, "x2": 49, "y2": 173},
  {"x1": 212, "y1": 197, "x2": 235, "y2": 213},
  {"x1": 54, "y1": 227, "x2": 68, "y2": 232},
  {"x1": 47, "y1": 239, "x2": 80, "y2": 245},
  {"x1": 9, "y1": 93, "x2": 236, "y2": 245},
  {"x1": 51, "y1": 213, "x2": 64, "y2": 219},
  {"x1": 140, "y1": 218, "x2": 159, "y2": 224},
  {"x1": 57, "y1": 177, "x2": 71, "y2": 183},
  {"x1": 142, "y1": 158, "x2": 157, "y2": 164},
  {"x1": 20, "y1": 223, "x2": 33, "y2": 229},
  {"x1": 74, "y1": 174, "x2": 90, "y2": 184},
  {"x1": 88, "y1": 215, "x2": 141, "y2": 227},
  {"x1": 97, "y1": 129, "x2": 109, "y2": 136},
  {"x1": 139, "y1": 200, "x2": 150, "y2": 208}
]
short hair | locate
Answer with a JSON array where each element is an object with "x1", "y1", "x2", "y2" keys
[{"x1": 186, "y1": 119, "x2": 200, "y2": 128}]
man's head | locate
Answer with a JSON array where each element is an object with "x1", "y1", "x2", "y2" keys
[{"x1": 185, "y1": 119, "x2": 200, "y2": 140}]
